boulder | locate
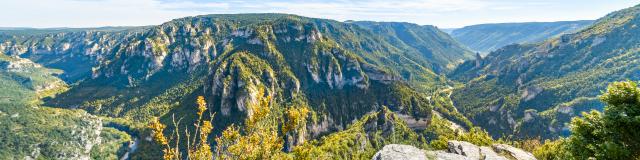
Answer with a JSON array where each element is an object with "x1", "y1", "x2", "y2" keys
[
  {"x1": 372, "y1": 144, "x2": 427, "y2": 160},
  {"x1": 447, "y1": 140, "x2": 481, "y2": 160},
  {"x1": 492, "y1": 144, "x2": 537, "y2": 160}
]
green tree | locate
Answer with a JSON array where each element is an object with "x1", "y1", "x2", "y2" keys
[
  {"x1": 532, "y1": 139, "x2": 570, "y2": 160},
  {"x1": 567, "y1": 81, "x2": 640, "y2": 159}
]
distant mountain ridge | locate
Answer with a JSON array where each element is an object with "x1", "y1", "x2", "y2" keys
[
  {"x1": 350, "y1": 21, "x2": 474, "y2": 72},
  {"x1": 449, "y1": 20, "x2": 594, "y2": 53}
]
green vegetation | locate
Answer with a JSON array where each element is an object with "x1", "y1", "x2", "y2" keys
[
  {"x1": 567, "y1": 81, "x2": 640, "y2": 159},
  {"x1": 424, "y1": 115, "x2": 493, "y2": 150},
  {"x1": 0, "y1": 13, "x2": 475, "y2": 158},
  {"x1": 0, "y1": 53, "x2": 131, "y2": 159},
  {"x1": 146, "y1": 92, "x2": 429, "y2": 160},
  {"x1": 5, "y1": 14, "x2": 472, "y2": 128},
  {"x1": 429, "y1": 88, "x2": 473, "y2": 128},
  {"x1": 293, "y1": 107, "x2": 428, "y2": 159},
  {"x1": 7, "y1": 7, "x2": 640, "y2": 159},
  {"x1": 449, "y1": 4, "x2": 640, "y2": 139},
  {"x1": 352, "y1": 21, "x2": 474, "y2": 72},
  {"x1": 530, "y1": 81, "x2": 640, "y2": 159}
]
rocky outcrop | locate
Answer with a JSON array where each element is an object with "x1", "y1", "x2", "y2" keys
[
  {"x1": 480, "y1": 146, "x2": 507, "y2": 160},
  {"x1": 23, "y1": 112, "x2": 104, "y2": 160},
  {"x1": 64, "y1": 114, "x2": 103, "y2": 160},
  {"x1": 440, "y1": 141, "x2": 535, "y2": 160},
  {"x1": 1, "y1": 57, "x2": 41, "y2": 72},
  {"x1": 426, "y1": 150, "x2": 473, "y2": 160},
  {"x1": 447, "y1": 141, "x2": 481, "y2": 159},
  {"x1": 521, "y1": 86, "x2": 543, "y2": 102},
  {"x1": 374, "y1": 141, "x2": 536, "y2": 160},
  {"x1": 372, "y1": 144, "x2": 428, "y2": 160},
  {"x1": 396, "y1": 113, "x2": 429, "y2": 130}
]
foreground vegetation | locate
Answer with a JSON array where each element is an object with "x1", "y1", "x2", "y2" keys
[
  {"x1": 148, "y1": 92, "x2": 431, "y2": 159},
  {"x1": 531, "y1": 81, "x2": 640, "y2": 159}
]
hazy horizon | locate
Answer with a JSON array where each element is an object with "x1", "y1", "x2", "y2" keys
[
  {"x1": 1, "y1": 0, "x2": 637, "y2": 29},
  {"x1": 0, "y1": 14, "x2": 598, "y2": 30}
]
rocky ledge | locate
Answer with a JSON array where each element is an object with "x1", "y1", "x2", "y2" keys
[{"x1": 372, "y1": 141, "x2": 536, "y2": 160}]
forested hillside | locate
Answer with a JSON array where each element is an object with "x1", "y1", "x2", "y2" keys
[
  {"x1": 449, "y1": 4, "x2": 640, "y2": 139},
  {"x1": 0, "y1": 14, "x2": 473, "y2": 159},
  {"x1": 0, "y1": 52, "x2": 131, "y2": 159}
]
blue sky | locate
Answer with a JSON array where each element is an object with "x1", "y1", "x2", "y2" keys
[{"x1": 1, "y1": 0, "x2": 637, "y2": 28}]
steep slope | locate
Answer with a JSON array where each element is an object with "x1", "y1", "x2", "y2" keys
[
  {"x1": 38, "y1": 13, "x2": 433, "y2": 124},
  {"x1": 450, "y1": 20, "x2": 594, "y2": 53},
  {"x1": 0, "y1": 14, "x2": 471, "y2": 158},
  {"x1": 292, "y1": 107, "x2": 428, "y2": 159},
  {"x1": 0, "y1": 53, "x2": 130, "y2": 159},
  {"x1": 449, "y1": 4, "x2": 640, "y2": 139},
  {"x1": 351, "y1": 21, "x2": 474, "y2": 72}
]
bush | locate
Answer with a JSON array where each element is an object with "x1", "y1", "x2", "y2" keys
[{"x1": 532, "y1": 81, "x2": 640, "y2": 159}]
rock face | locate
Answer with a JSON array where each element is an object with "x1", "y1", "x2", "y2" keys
[
  {"x1": 372, "y1": 144, "x2": 428, "y2": 160},
  {"x1": 374, "y1": 141, "x2": 536, "y2": 160}
]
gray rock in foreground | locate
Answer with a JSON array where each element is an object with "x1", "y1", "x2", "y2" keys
[
  {"x1": 447, "y1": 140, "x2": 481, "y2": 159},
  {"x1": 426, "y1": 150, "x2": 473, "y2": 160},
  {"x1": 480, "y1": 146, "x2": 507, "y2": 160},
  {"x1": 373, "y1": 141, "x2": 536, "y2": 160},
  {"x1": 372, "y1": 144, "x2": 427, "y2": 160}
]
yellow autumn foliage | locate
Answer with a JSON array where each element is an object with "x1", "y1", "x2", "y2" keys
[
  {"x1": 150, "y1": 87, "x2": 309, "y2": 160},
  {"x1": 246, "y1": 88, "x2": 271, "y2": 130},
  {"x1": 149, "y1": 96, "x2": 214, "y2": 160},
  {"x1": 283, "y1": 106, "x2": 309, "y2": 133}
]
